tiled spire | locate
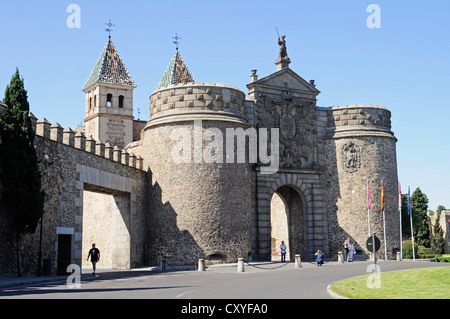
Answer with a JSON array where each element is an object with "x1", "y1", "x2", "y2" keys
[
  {"x1": 156, "y1": 50, "x2": 194, "y2": 90},
  {"x1": 83, "y1": 38, "x2": 136, "y2": 91}
]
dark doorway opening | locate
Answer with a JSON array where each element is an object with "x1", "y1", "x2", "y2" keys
[{"x1": 57, "y1": 234, "x2": 72, "y2": 275}]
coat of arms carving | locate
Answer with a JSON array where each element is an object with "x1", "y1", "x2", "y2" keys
[
  {"x1": 341, "y1": 141, "x2": 361, "y2": 173},
  {"x1": 255, "y1": 91, "x2": 316, "y2": 168}
]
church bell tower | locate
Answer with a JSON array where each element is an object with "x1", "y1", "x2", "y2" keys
[{"x1": 82, "y1": 32, "x2": 136, "y2": 149}]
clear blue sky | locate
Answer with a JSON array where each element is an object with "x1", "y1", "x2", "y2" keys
[{"x1": 1, "y1": 0, "x2": 449, "y2": 210}]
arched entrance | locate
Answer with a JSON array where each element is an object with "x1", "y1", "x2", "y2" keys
[
  {"x1": 270, "y1": 186, "x2": 305, "y2": 261},
  {"x1": 82, "y1": 184, "x2": 131, "y2": 270}
]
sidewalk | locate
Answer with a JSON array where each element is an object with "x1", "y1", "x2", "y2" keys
[
  {"x1": 0, "y1": 266, "x2": 110, "y2": 289},
  {"x1": 0, "y1": 274, "x2": 68, "y2": 289},
  {"x1": 0, "y1": 260, "x2": 320, "y2": 289}
]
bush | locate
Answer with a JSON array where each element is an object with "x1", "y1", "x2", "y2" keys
[
  {"x1": 402, "y1": 241, "x2": 441, "y2": 259},
  {"x1": 402, "y1": 240, "x2": 417, "y2": 259},
  {"x1": 436, "y1": 256, "x2": 450, "y2": 262},
  {"x1": 418, "y1": 245, "x2": 434, "y2": 258}
]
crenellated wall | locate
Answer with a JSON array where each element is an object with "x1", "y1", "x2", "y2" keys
[
  {"x1": 148, "y1": 82, "x2": 248, "y2": 127},
  {"x1": 0, "y1": 112, "x2": 148, "y2": 275},
  {"x1": 33, "y1": 117, "x2": 144, "y2": 170},
  {"x1": 326, "y1": 104, "x2": 394, "y2": 138}
]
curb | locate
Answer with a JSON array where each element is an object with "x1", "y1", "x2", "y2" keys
[{"x1": 326, "y1": 283, "x2": 349, "y2": 299}]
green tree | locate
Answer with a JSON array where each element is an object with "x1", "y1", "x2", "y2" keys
[
  {"x1": 431, "y1": 206, "x2": 446, "y2": 254},
  {"x1": 410, "y1": 188, "x2": 430, "y2": 247},
  {"x1": 0, "y1": 68, "x2": 43, "y2": 276},
  {"x1": 401, "y1": 188, "x2": 431, "y2": 247}
]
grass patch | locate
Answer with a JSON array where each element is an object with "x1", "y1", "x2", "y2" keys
[{"x1": 330, "y1": 266, "x2": 450, "y2": 299}]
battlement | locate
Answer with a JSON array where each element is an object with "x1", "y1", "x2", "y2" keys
[
  {"x1": 326, "y1": 104, "x2": 395, "y2": 139},
  {"x1": 32, "y1": 116, "x2": 143, "y2": 170},
  {"x1": 147, "y1": 82, "x2": 248, "y2": 127}
]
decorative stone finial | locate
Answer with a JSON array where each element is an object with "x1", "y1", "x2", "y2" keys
[{"x1": 251, "y1": 69, "x2": 258, "y2": 82}]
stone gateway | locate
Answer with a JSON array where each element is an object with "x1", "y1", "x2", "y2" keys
[{"x1": 0, "y1": 35, "x2": 400, "y2": 275}]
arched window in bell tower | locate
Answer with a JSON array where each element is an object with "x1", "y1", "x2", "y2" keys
[
  {"x1": 119, "y1": 95, "x2": 124, "y2": 108},
  {"x1": 107, "y1": 93, "x2": 112, "y2": 107}
]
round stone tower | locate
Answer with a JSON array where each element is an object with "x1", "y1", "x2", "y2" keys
[
  {"x1": 141, "y1": 82, "x2": 252, "y2": 265},
  {"x1": 325, "y1": 104, "x2": 400, "y2": 260}
]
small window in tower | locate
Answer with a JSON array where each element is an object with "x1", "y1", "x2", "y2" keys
[
  {"x1": 107, "y1": 93, "x2": 112, "y2": 107},
  {"x1": 89, "y1": 97, "x2": 92, "y2": 109},
  {"x1": 119, "y1": 95, "x2": 124, "y2": 108},
  {"x1": 94, "y1": 95, "x2": 97, "y2": 107}
]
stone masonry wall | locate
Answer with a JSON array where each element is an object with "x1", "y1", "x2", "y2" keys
[
  {"x1": 0, "y1": 115, "x2": 148, "y2": 275},
  {"x1": 142, "y1": 83, "x2": 252, "y2": 265},
  {"x1": 324, "y1": 104, "x2": 400, "y2": 259}
]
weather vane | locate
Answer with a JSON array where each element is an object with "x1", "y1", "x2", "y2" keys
[
  {"x1": 105, "y1": 19, "x2": 115, "y2": 38},
  {"x1": 172, "y1": 33, "x2": 181, "y2": 50}
]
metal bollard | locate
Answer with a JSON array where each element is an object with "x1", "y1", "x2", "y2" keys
[
  {"x1": 397, "y1": 252, "x2": 402, "y2": 261},
  {"x1": 338, "y1": 251, "x2": 344, "y2": 264},
  {"x1": 198, "y1": 259, "x2": 205, "y2": 271},
  {"x1": 160, "y1": 258, "x2": 166, "y2": 272},
  {"x1": 237, "y1": 258, "x2": 245, "y2": 272},
  {"x1": 295, "y1": 254, "x2": 302, "y2": 268}
]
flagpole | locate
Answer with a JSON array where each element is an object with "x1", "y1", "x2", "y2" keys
[
  {"x1": 380, "y1": 180, "x2": 387, "y2": 260},
  {"x1": 410, "y1": 213, "x2": 415, "y2": 261},
  {"x1": 383, "y1": 207, "x2": 387, "y2": 261},
  {"x1": 367, "y1": 180, "x2": 371, "y2": 237},
  {"x1": 399, "y1": 182, "x2": 403, "y2": 260},
  {"x1": 408, "y1": 186, "x2": 415, "y2": 262},
  {"x1": 367, "y1": 180, "x2": 373, "y2": 260}
]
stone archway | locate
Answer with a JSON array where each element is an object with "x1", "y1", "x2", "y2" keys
[
  {"x1": 270, "y1": 191, "x2": 289, "y2": 261},
  {"x1": 270, "y1": 185, "x2": 305, "y2": 261},
  {"x1": 82, "y1": 185, "x2": 131, "y2": 270},
  {"x1": 253, "y1": 170, "x2": 327, "y2": 261},
  {"x1": 75, "y1": 164, "x2": 137, "y2": 270}
]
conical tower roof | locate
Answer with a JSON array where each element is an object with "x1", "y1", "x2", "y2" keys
[
  {"x1": 156, "y1": 50, "x2": 194, "y2": 90},
  {"x1": 83, "y1": 38, "x2": 136, "y2": 91}
]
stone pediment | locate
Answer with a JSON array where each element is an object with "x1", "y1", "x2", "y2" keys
[{"x1": 247, "y1": 68, "x2": 320, "y2": 97}]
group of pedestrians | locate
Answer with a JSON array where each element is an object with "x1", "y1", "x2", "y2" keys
[
  {"x1": 279, "y1": 237, "x2": 357, "y2": 267},
  {"x1": 343, "y1": 237, "x2": 356, "y2": 262},
  {"x1": 315, "y1": 237, "x2": 356, "y2": 266},
  {"x1": 90, "y1": 238, "x2": 356, "y2": 272}
]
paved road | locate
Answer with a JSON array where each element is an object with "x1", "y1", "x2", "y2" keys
[{"x1": 0, "y1": 260, "x2": 448, "y2": 300}]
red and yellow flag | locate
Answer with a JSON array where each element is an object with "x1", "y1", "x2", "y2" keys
[{"x1": 381, "y1": 181, "x2": 385, "y2": 211}]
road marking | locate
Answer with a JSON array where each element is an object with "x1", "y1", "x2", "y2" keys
[{"x1": 176, "y1": 289, "x2": 196, "y2": 298}]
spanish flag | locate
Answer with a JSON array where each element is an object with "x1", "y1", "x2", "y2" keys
[{"x1": 381, "y1": 181, "x2": 385, "y2": 211}]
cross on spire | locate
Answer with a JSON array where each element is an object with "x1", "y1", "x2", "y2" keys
[
  {"x1": 172, "y1": 33, "x2": 181, "y2": 51},
  {"x1": 105, "y1": 19, "x2": 115, "y2": 38}
]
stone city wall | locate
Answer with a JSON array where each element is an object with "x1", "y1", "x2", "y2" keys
[{"x1": 0, "y1": 114, "x2": 148, "y2": 275}]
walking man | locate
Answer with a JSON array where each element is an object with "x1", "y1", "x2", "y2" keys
[{"x1": 87, "y1": 243, "x2": 100, "y2": 275}]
